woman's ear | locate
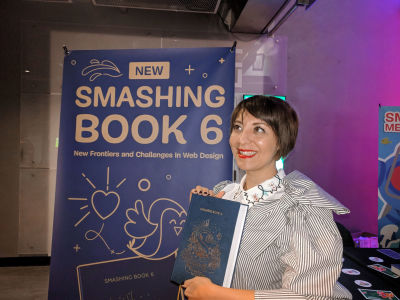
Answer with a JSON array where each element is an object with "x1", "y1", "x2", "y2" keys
[{"x1": 274, "y1": 147, "x2": 281, "y2": 161}]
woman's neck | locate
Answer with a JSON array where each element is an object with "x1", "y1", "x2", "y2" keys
[{"x1": 244, "y1": 168, "x2": 278, "y2": 190}]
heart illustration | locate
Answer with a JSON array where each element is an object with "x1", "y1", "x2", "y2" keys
[{"x1": 91, "y1": 190, "x2": 120, "y2": 220}]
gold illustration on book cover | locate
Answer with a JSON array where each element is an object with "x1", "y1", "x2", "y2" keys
[{"x1": 181, "y1": 219, "x2": 222, "y2": 276}]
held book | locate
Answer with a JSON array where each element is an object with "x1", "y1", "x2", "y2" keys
[{"x1": 171, "y1": 194, "x2": 248, "y2": 288}]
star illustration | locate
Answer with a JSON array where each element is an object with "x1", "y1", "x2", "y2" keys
[
  {"x1": 218, "y1": 58, "x2": 225, "y2": 64},
  {"x1": 185, "y1": 65, "x2": 195, "y2": 75}
]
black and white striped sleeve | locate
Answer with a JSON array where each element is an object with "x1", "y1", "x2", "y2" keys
[{"x1": 254, "y1": 206, "x2": 351, "y2": 300}]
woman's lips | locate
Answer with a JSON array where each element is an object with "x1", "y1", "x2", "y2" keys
[{"x1": 238, "y1": 149, "x2": 256, "y2": 158}]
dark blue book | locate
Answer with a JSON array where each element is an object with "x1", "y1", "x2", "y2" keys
[{"x1": 171, "y1": 194, "x2": 248, "y2": 287}]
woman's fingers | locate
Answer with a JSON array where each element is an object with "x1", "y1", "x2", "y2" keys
[
  {"x1": 215, "y1": 190, "x2": 225, "y2": 198},
  {"x1": 198, "y1": 186, "x2": 210, "y2": 195},
  {"x1": 191, "y1": 186, "x2": 225, "y2": 199},
  {"x1": 191, "y1": 187, "x2": 225, "y2": 197},
  {"x1": 182, "y1": 277, "x2": 194, "y2": 288},
  {"x1": 183, "y1": 276, "x2": 215, "y2": 299},
  {"x1": 191, "y1": 186, "x2": 213, "y2": 196}
]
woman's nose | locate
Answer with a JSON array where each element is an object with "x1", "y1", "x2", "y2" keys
[{"x1": 238, "y1": 128, "x2": 251, "y2": 144}]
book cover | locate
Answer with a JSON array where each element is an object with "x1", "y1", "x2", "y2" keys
[{"x1": 171, "y1": 194, "x2": 248, "y2": 287}]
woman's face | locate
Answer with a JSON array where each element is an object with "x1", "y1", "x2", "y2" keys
[{"x1": 229, "y1": 110, "x2": 279, "y2": 177}]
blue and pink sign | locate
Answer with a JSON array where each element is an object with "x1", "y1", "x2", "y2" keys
[
  {"x1": 378, "y1": 106, "x2": 400, "y2": 248},
  {"x1": 48, "y1": 47, "x2": 235, "y2": 299}
]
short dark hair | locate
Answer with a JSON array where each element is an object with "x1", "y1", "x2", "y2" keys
[{"x1": 230, "y1": 96, "x2": 298, "y2": 159}]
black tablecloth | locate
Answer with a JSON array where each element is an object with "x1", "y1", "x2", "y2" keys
[{"x1": 338, "y1": 247, "x2": 400, "y2": 299}]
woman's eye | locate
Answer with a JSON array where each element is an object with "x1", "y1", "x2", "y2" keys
[
  {"x1": 255, "y1": 126, "x2": 265, "y2": 133},
  {"x1": 233, "y1": 124, "x2": 242, "y2": 131}
]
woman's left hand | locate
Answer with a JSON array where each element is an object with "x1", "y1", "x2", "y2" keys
[{"x1": 182, "y1": 276, "x2": 218, "y2": 300}]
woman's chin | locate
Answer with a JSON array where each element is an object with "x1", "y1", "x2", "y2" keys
[{"x1": 235, "y1": 160, "x2": 254, "y2": 172}]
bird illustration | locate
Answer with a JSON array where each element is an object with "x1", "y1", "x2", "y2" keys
[
  {"x1": 81, "y1": 59, "x2": 123, "y2": 81},
  {"x1": 124, "y1": 198, "x2": 187, "y2": 259}
]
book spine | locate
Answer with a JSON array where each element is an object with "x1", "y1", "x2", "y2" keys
[{"x1": 222, "y1": 204, "x2": 247, "y2": 287}]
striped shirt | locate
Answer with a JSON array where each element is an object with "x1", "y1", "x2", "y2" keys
[{"x1": 221, "y1": 170, "x2": 352, "y2": 299}]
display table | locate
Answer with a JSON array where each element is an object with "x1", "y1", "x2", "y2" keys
[{"x1": 338, "y1": 247, "x2": 400, "y2": 299}]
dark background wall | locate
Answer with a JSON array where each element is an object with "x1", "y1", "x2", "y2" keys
[{"x1": 0, "y1": 1, "x2": 21, "y2": 257}]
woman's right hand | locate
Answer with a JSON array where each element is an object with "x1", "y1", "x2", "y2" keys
[{"x1": 190, "y1": 186, "x2": 225, "y2": 198}]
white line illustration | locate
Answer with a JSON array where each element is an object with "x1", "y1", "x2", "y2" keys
[
  {"x1": 85, "y1": 223, "x2": 126, "y2": 255},
  {"x1": 81, "y1": 59, "x2": 123, "y2": 82},
  {"x1": 74, "y1": 211, "x2": 91, "y2": 228},
  {"x1": 124, "y1": 197, "x2": 187, "y2": 260},
  {"x1": 69, "y1": 167, "x2": 127, "y2": 255},
  {"x1": 116, "y1": 178, "x2": 126, "y2": 188}
]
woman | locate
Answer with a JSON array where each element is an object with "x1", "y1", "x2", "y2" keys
[{"x1": 184, "y1": 96, "x2": 352, "y2": 300}]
